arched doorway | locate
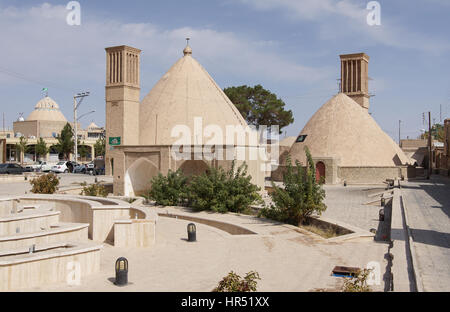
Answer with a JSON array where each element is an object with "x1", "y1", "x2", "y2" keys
[
  {"x1": 124, "y1": 158, "x2": 159, "y2": 197},
  {"x1": 179, "y1": 160, "x2": 209, "y2": 178},
  {"x1": 316, "y1": 161, "x2": 325, "y2": 182}
]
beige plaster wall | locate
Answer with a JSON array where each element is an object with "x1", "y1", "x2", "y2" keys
[
  {"x1": 0, "y1": 247, "x2": 101, "y2": 291},
  {"x1": 114, "y1": 219, "x2": 155, "y2": 247},
  {"x1": 0, "y1": 212, "x2": 59, "y2": 236},
  {"x1": 0, "y1": 225, "x2": 88, "y2": 250}
]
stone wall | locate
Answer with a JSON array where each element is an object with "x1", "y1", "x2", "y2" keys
[{"x1": 338, "y1": 166, "x2": 401, "y2": 184}]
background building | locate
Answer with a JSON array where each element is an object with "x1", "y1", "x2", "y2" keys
[{"x1": 0, "y1": 96, "x2": 104, "y2": 164}]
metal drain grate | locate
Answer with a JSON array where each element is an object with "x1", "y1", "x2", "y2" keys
[{"x1": 332, "y1": 266, "x2": 360, "y2": 278}]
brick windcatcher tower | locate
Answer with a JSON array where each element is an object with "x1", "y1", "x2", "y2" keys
[
  {"x1": 105, "y1": 45, "x2": 141, "y2": 176},
  {"x1": 340, "y1": 53, "x2": 370, "y2": 110}
]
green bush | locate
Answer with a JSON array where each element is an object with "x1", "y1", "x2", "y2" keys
[
  {"x1": 260, "y1": 147, "x2": 326, "y2": 226},
  {"x1": 145, "y1": 162, "x2": 261, "y2": 213},
  {"x1": 30, "y1": 173, "x2": 59, "y2": 194},
  {"x1": 187, "y1": 162, "x2": 261, "y2": 213},
  {"x1": 80, "y1": 183, "x2": 108, "y2": 197},
  {"x1": 146, "y1": 170, "x2": 188, "y2": 206},
  {"x1": 212, "y1": 271, "x2": 261, "y2": 292}
]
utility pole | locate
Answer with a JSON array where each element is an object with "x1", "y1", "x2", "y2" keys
[
  {"x1": 427, "y1": 111, "x2": 432, "y2": 179},
  {"x1": 398, "y1": 120, "x2": 401, "y2": 145},
  {"x1": 73, "y1": 92, "x2": 90, "y2": 163}
]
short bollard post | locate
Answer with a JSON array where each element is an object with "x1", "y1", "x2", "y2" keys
[
  {"x1": 115, "y1": 257, "x2": 128, "y2": 286},
  {"x1": 187, "y1": 223, "x2": 196, "y2": 242},
  {"x1": 379, "y1": 209, "x2": 385, "y2": 222}
]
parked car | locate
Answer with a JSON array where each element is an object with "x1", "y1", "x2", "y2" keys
[
  {"x1": 85, "y1": 162, "x2": 95, "y2": 174},
  {"x1": 73, "y1": 163, "x2": 86, "y2": 173},
  {"x1": 22, "y1": 165, "x2": 34, "y2": 172},
  {"x1": 0, "y1": 163, "x2": 26, "y2": 174},
  {"x1": 40, "y1": 161, "x2": 56, "y2": 172},
  {"x1": 51, "y1": 161, "x2": 71, "y2": 173},
  {"x1": 25, "y1": 161, "x2": 43, "y2": 172}
]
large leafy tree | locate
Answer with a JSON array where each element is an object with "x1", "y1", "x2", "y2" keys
[
  {"x1": 55, "y1": 123, "x2": 74, "y2": 160},
  {"x1": 224, "y1": 84, "x2": 294, "y2": 133},
  {"x1": 35, "y1": 137, "x2": 49, "y2": 160}
]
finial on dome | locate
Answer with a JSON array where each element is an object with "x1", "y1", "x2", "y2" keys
[{"x1": 183, "y1": 37, "x2": 192, "y2": 56}]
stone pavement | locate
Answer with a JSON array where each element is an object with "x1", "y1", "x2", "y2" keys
[
  {"x1": 322, "y1": 185, "x2": 390, "y2": 234},
  {"x1": 401, "y1": 176, "x2": 450, "y2": 292}
]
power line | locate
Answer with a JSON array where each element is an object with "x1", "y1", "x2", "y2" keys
[{"x1": 0, "y1": 65, "x2": 74, "y2": 92}]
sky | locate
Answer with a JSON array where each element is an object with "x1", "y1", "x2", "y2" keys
[{"x1": 0, "y1": 0, "x2": 449, "y2": 140}]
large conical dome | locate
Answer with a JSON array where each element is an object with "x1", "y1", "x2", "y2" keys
[
  {"x1": 27, "y1": 96, "x2": 67, "y2": 122},
  {"x1": 139, "y1": 46, "x2": 247, "y2": 145},
  {"x1": 289, "y1": 93, "x2": 411, "y2": 167}
]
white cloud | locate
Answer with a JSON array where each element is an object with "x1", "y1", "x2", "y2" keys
[
  {"x1": 0, "y1": 2, "x2": 331, "y2": 90},
  {"x1": 237, "y1": 0, "x2": 450, "y2": 54}
]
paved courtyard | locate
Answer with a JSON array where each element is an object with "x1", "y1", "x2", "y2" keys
[
  {"x1": 2, "y1": 176, "x2": 393, "y2": 292},
  {"x1": 322, "y1": 185, "x2": 391, "y2": 235},
  {"x1": 401, "y1": 176, "x2": 450, "y2": 292},
  {"x1": 0, "y1": 174, "x2": 113, "y2": 196},
  {"x1": 32, "y1": 208, "x2": 389, "y2": 292}
]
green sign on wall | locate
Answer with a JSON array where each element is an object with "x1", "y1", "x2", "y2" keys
[{"x1": 109, "y1": 137, "x2": 121, "y2": 146}]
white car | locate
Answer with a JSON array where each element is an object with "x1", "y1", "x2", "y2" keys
[
  {"x1": 51, "y1": 161, "x2": 70, "y2": 173},
  {"x1": 40, "y1": 161, "x2": 56, "y2": 172}
]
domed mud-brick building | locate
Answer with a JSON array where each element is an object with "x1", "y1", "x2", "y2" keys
[
  {"x1": 274, "y1": 53, "x2": 413, "y2": 184},
  {"x1": 105, "y1": 43, "x2": 267, "y2": 196}
]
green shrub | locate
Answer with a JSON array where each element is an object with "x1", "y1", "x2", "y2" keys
[
  {"x1": 260, "y1": 147, "x2": 326, "y2": 226},
  {"x1": 213, "y1": 271, "x2": 261, "y2": 292},
  {"x1": 187, "y1": 162, "x2": 261, "y2": 213},
  {"x1": 80, "y1": 183, "x2": 108, "y2": 197},
  {"x1": 30, "y1": 173, "x2": 60, "y2": 194},
  {"x1": 186, "y1": 166, "x2": 229, "y2": 212},
  {"x1": 146, "y1": 170, "x2": 188, "y2": 206}
]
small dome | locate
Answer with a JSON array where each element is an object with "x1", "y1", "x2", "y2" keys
[
  {"x1": 88, "y1": 121, "x2": 100, "y2": 129},
  {"x1": 27, "y1": 96, "x2": 67, "y2": 122}
]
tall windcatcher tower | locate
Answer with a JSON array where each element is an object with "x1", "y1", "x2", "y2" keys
[
  {"x1": 340, "y1": 53, "x2": 370, "y2": 110},
  {"x1": 105, "y1": 45, "x2": 141, "y2": 175}
]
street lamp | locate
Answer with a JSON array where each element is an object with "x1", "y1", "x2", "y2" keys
[{"x1": 73, "y1": 92, "x2": 90, "y2": 162}]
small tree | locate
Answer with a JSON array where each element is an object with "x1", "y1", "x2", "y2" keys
[
  {"x1": 213, "y1": 271, "x2": 261, "y2": 292},
  {"x1": 94, "y1": 137, "x2": 106, "y2": 157},
  {"x1": 78, "y1": 141, "x2": 89, "y2": 160},
  {"x1": 35, "y1": 137, "x2": 49, "y2": 161},
  {"x1": 15, "y1": 136, "x2": 29, "y2": 164},
  {"x1": 147, "y1": 170, "x2": 188, "y2": 206},
  {"x1": 260, "y1": 147, "x2": 326, "y2": 226},
  {"x1": 30, "y1": 173, "x2": 59, "y2": 194},
  {"x1": 55, "y1": 123, "x2": 74, "y2": 160}
]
